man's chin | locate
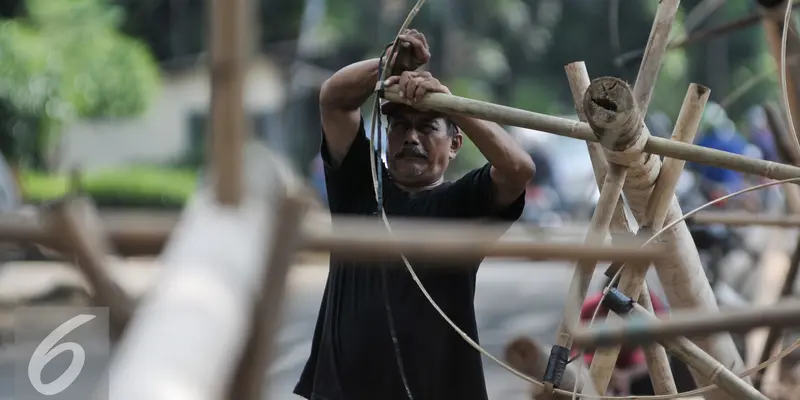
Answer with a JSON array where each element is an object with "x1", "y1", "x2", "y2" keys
[{"x1": 389, "y1": 164, "x2": 430, "y2": 184}]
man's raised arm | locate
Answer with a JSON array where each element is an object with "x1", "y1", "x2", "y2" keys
[
  {"x1": 449, "y1": 114, "x2": 535, "y2": 207},
  {"x1": 320, "y1": 30, "x2": 431, "y2": 167}
]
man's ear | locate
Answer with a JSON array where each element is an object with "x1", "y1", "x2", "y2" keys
[{"x1": 449, "y1": 132, "x2": 463, "y2": 160}]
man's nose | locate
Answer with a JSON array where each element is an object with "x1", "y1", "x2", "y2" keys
[{"x1": 404, "y1": 130, "x2": 421, "y2": 146}]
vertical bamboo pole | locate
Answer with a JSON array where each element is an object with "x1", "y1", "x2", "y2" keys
[
  {"x1": 551, "y1": 158, "x2": 627, "y2": 394},
  {"x1": 752, "y1": 101, "x2": 800, "y2": 389},
  {"x1": 577, "y1": 1, "x2": 682, "y2": 393},
  {"x1": 210, "y1": 0, "x2": 250, "y2": 206},
  {"x1": 587, "y1": 83, "x2": 709, "y2": 395},
  {"x1": 760, "y1": 0, "x2": 800, "y2": 139},
  {"x1": 556, "y1": 72, "x2": 642, "y2": 348},
  {"x1": 580, "y1": 0, "x2": 749, "y2": 397},
  {"x1": 564, "y1": 66, "x2": 675, "y2": 395},
  {"x1": 564, "y1": 63, "x2": 629, "y2": 235},
  {"x1": 228, "y1": 196, "x2": 309, "y2": 399},
  {"x1": 586, "y1": 88, "x2": 751, "y2": 400}
]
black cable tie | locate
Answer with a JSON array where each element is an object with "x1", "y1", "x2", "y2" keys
[
  {"x1": 543, "y1": 345, "x2": 570, "y2": 388},
  {"x1": 604, "y1": 261, "x2": 623, "y2": 279},
  {"x1": 602, "y1": 287, "x2": 635, "y2": 315}
]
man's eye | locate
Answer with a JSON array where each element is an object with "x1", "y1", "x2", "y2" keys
[{"x1": 420, "y1": 125, "x2": 434, "y2": 133}]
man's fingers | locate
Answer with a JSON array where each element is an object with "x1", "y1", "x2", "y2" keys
[
  {"x1": 413, "y1": 81, "x2": 428, "y2": 103},
  {"x1": 396, "y1": 73, "x2": 412, "y2": 100},
  {"x1": 405, "y1": 77, "x2": 420, "y2": 102},
  {"x1": 383, "y1": 76, "x2": 400, "y2": 87}
]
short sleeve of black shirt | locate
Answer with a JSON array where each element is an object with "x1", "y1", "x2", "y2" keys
[
  {"x1": 318, "y1": 118, "x2": 382, "y2": 215},
  {"x1": 444, "y1": 161, "x2": 526, "y2": 221}
]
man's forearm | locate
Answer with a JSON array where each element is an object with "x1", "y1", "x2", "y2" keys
[
  {"x1": 449, "y1": 115, "x2": 534, "y2": 178},
  {"x1": 320, "y1": 58, "x2": 381, "y2": 111}
]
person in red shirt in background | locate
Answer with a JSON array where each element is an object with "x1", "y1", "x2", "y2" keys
[{"x1": 577, "y1": 282, "x2": 668, "y2": 395}]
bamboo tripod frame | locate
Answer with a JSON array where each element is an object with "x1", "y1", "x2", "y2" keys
[{"x1": 2, "y1": 0, "x2": 800, "y2": 399}]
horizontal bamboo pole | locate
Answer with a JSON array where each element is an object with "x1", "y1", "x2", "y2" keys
[
  {"x1": 0, "y1": 212, "x2": 657, "y2": 262},
  {"x1": 571, "y1": 299, "x2": 800, "y2": 348},
  {"x1": 692, "y1": 211, "x2": 800, "y2": 227},
  {"x1": 304, "y1": 222, "x2": 659, "y2": 263},
  {"x1": 381, "y1": 87, "x2": 800, "y2": 181}
]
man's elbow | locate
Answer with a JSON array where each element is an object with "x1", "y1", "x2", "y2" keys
[
  {"x1": 319, "y1": 78, "x2": 337, "y2": 109},
  {"x1": 512, "y1": 157, "x2": 536, "y2": 186}
]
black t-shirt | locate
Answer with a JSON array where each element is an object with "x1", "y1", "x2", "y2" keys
[{"x1": 294, "y1": 119, "x2": 525, "y2": 400}]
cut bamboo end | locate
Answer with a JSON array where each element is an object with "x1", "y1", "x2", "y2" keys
[{"x1": 582, "y1": 77, "x2": 642, "y2": 151}]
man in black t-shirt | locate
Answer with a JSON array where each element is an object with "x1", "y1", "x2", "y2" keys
[{"x1": 294, "y1": 29, "x2": 535, "y2": 400}]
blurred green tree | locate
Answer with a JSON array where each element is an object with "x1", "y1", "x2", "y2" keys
[{"x1": 0, "y1": 0, "x2": 160, "y2": 170}]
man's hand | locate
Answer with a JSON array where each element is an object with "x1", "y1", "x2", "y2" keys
[
  {"x1": 384, "y1": 71, "x2": 450, "y2": 105},
  {"x1": 384, "y1": 29, "x2": 431, "y2": 75}
]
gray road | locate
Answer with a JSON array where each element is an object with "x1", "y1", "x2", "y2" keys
[
  {"x1": 262, "y1": 260, "x2": 666, "y2": 399},
  {"x1": 0, "y1": 260, "x2": 667, "y2": 400}
]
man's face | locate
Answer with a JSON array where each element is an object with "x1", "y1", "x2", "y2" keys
[{"x1": 386, "y1": 107, "x2": 462, "y2": 188}]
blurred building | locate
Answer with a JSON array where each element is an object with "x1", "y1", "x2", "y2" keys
[{"x1": 54, "y1": 53, "x2": 330, "y2": 172}]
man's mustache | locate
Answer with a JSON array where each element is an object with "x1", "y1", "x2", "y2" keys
[{"x1": 395, "y1": 147, "x2": 428, "y2": 159}]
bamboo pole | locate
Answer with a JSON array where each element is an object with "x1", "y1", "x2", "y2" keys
[
  {"x1": 579, "y1": 303, "x2": 771, "y2": 400},
  {"x1": 107, "y1": 148, "x2": 289, "y2": 400},
  {"x1": 754, "y1": 235, "x2": 800, "y2": 389},
  {"x1": 559, "y1": 62, "x2": 630, "y2": 397},
  {"x1": 554, "y1": 77, "x2": 635, "y2": 360},
  {"x1": 692, "y1": 211, "x2": 800, "y2": 226},
  {"x1": 305, "y1": 224, "x2": 659, "y2": 262},
  {"x1": 579, "y1": 2, "x2": 684, "y2": 391},
  {"x1": 588, "y1": 82, "x2": 709, "y2": 395},
  {"x1": 572, "y1": 299, "x2": 800, "y2": 348},
  {"x1": 209, "y1": 0, "x2": 249, "y2": 206},
  {"x1": 766, "y1": 102, "x2": 800, "y2": 165},
  {"x1": 631, "y1": 0, "x2": 680, "y2": 117},
  {"x1": 760, "y1": 0, "x2": 800, "y2": 139},
  {"x1": 0, "y1": 212, "x2": 660, "y2": 263},
  {"x1": 228, "y1": 196, "x2": 309, "y2": 399},
  {"x1": 380, "y1": 88, "x2": 800, "y2": 182},
  {"x1": 747, "y1": 230, "x2": 792, "y2": 391},
  {"x1": 572, "y1": 79, "x2": 751, "y2": 398},
  {"x1": 613, "y1": 2, "x2": 800, "y2": 67},
  {"x1": 43, "y1": 197, "x2": 134, "y2": 340},
  {"x1": 663, "y1": 336, "x2": 768, "y2": 400}
]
